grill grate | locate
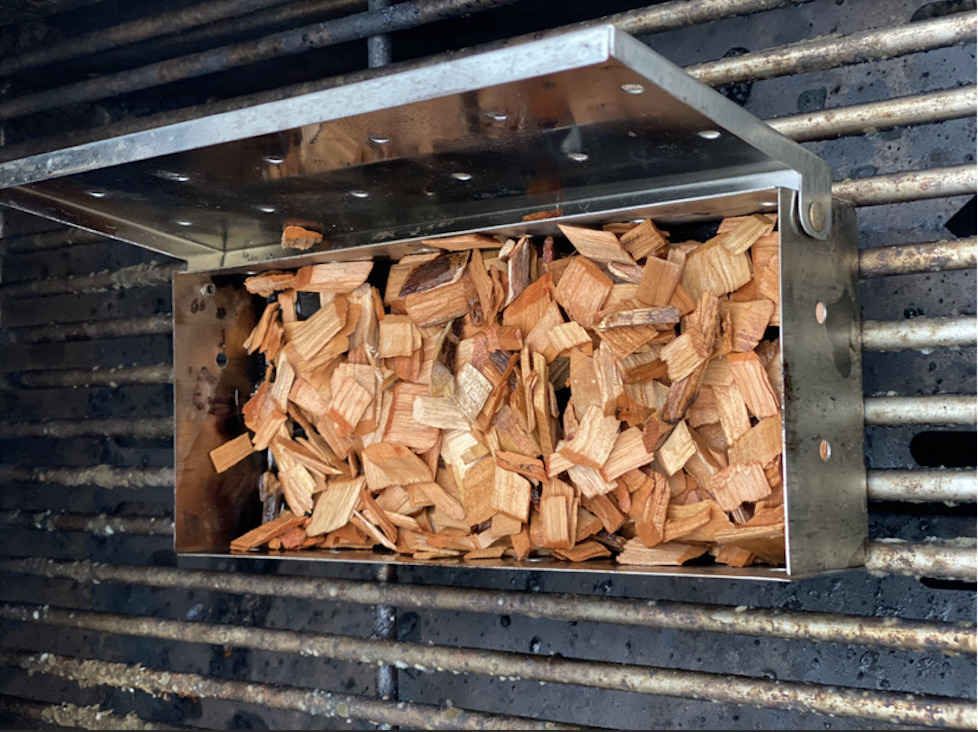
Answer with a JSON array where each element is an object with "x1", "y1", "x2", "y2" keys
[{"x1": 1, "y1": 0, "x2": 975, "y2": 729}]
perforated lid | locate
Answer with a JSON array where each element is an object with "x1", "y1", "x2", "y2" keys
[{"x1": 0, "y1": 25, "x2": 832, "y2": 270}]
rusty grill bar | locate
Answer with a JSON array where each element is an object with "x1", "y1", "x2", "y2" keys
[{"x1": 0, "y1": 0, "x2": 974, "y2": 729}]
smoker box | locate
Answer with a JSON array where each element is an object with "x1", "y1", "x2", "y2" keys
[{"x1": 0, "y1": 25, "x2": 866, "y2": 579}]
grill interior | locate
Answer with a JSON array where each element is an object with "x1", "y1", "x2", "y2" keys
[{"x1": 0, "y1": 0, "x2": 975, "y2": 729}]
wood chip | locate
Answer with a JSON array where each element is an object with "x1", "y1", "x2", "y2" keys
[
  {"x1": 658, "y1": 420, "x2": 695, "y2": 475},
  {"x1": 453, "y1": 363, "x2": 494, "y2": 421},
  {"x1": 710, "y1": 462, "x2": 771, "y2": 512},
  {"x1": 661, "y1": 329, "x2": 709, "y2": 382},
  {"x1": 326, "y1": 376, "x2": 372, "y2": 438},
  {"x1": 231, "y1": 511, "x2": 304, "y2": 552},
  {"x1": 378, "y1": 314, "x2": 423, "y2": 358},
  {"x1": 413, "y1": 396, "x2": 470, "y2": 430},
  {"x1": 553, "y1": 257, "x2": 612, "y2": 327},
  {"x1": 595, "y1": 307, "x2": 680, "y2": 331},
  {"x1": 548, "y1": 321, "x2": 593, "y2": 356},
  {"x1": 291, "y1": 297, "x2": 348, "y2": 362},
  {"x1": 558, "y1": 224, "x2": 634, "y2": 265},
  {"x1": 682, "y1": 237, "x2": 752, "y2": 300},
  {"x1": 635, "y1": 472, "x2": 670, "y2": 547},
  {"x1": 294, "y1": 261, "x2": 373, "y2": 293},
  {"x1": 620, "y1": 219, "x2": 668, "y2": 260},
  {"x1": 728, "y1": 416, "x2": 783, "y2": 466},
  {"x1": 636, "y1": 256, "x2": 683, "y2": 307},
  {"x1": 728, "y1": 352, "x2": 780, "y2": 418},
  {"x1": 245, "y1": 272, "x2": 295, "y2": 298},
  {"x1": 418, "y1": 481, "x2": 467, "y2": 521},
  {"x1": 403, "y1": 274, "x2": 478, "y2": 327},
  {"x1": 210, "y1": 433, "x2": 255, "y2": 473},
  {"x1": 306, "y1": 476, "x2": 364, "y2": 536},
  {"x1": 567, "y1": 464, "x2": 617, "y2": 499},
  {"x1": 600, "y1": 427, "x2": 654, "y2": 481},
  {"x1": 362, "y1": 443, "x2": 432, "y2": 491},
  {"x1": 383, "y1": 382, "x2": 440, "y2": 452},
  {"x1": 720, "y1": 300, "x2": 776, "y2": 353},
  {"x1": 556, "y1": 405, "x2": 620, "y2": 469},
  {"x1": 541, "y1": 495, "x2": 573, "y2": 549},
  {"x1": 281, "y1": 225, "x2": 322, "y2": 251},
  {"x1": 616, "y1": 538, "x2": 709, "y2": 566},
  {"x1": 492, "y1": 468, "x2": 532, "y2": 522},
  {"x1": 720, "y1": 214, "x2": 775, "y2": 255}
]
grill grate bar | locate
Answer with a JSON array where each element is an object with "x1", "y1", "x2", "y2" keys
[
  {"x1": 0, "y1": 650, "x2": 591, "y2": 731},
  {"x1": 859, "y1": 237, "x2": 977, "y2": 277},
  {"x1": 833, "y1": 165, "x2": 977, "y2": 206},
  {"x1": 3, "y1": 557, "x2": 972, "y2": 653},
  {"x1": 687, "y1": 12, "x2": 976, "y2": 86},
  {"x1": 0, "y1": 229, "x2": 105, "y2": 255},
  {"x1": 0, "y1": 261, "x2": 183, "y2": 298},
  {"x1": 0, "y1": 0, "x2": 527, "y2": 122},
  {"x1": 861, "y1": 317, "x2": 977, "y2": 351},
  {"x1": 13, "y1": 364, "x2": 173, "y2": 388},
  {"x1": 0, "y1": 466, "x2": 174, "y2": 489},
  {"x1": 2, "y1": 315, "x2": 172, "y2": 344},
  {"x1": 865, "y1": 540, "x2": 977, "y2": 582},
  {"x1": 0, "y1": 694, "x2": 176, "y2": 731},
  {"x1": 0, "y1": 511, "x2": 172, "y2": 537},
  {"x1": 0, "y1": 602, "x2": 972, "y2": 729},
  {"x1": 0, "y1": 418, "x2": 173, "y2": 439},
  {"x1": 867, "y1": 471, "x2": 977, "y2": 504},
  {"x1": 864, "y1": 395, "x2": 977, "y2": 426},
  {"x1": 768, "y1": 86, "x2": 977, "y2": 142},
  {"x1": 0, "y1": 0, "x2": 300, "y2": 77}
]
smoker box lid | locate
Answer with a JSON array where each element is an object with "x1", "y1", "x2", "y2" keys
[{"x1": 0, "y1": 25, "x2": 832, "y2": 271}]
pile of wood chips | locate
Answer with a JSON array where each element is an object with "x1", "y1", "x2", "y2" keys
[{"x1": 212, "y1": 213, "x2": 786, "y2": 567}]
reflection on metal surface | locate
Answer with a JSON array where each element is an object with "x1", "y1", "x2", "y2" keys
[{"x1": 0, "y1": 26, "x2": 832, "y2": 271}]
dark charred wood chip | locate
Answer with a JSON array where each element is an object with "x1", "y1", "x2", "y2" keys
[{"x1": 399, "y1": 251, "x2": 470, "y2": 297}]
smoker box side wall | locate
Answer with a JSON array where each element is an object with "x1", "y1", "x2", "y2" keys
[
  {"x1": 173, "y1": 272, "x2": 263, "y2": 553},
  {"x1": 780, "y1": 193, "x2": 866, "y2": 576}
]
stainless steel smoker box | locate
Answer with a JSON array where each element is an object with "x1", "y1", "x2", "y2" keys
[{"x1": 0, "y1": 24, "x2": 866, "y2": 579}]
